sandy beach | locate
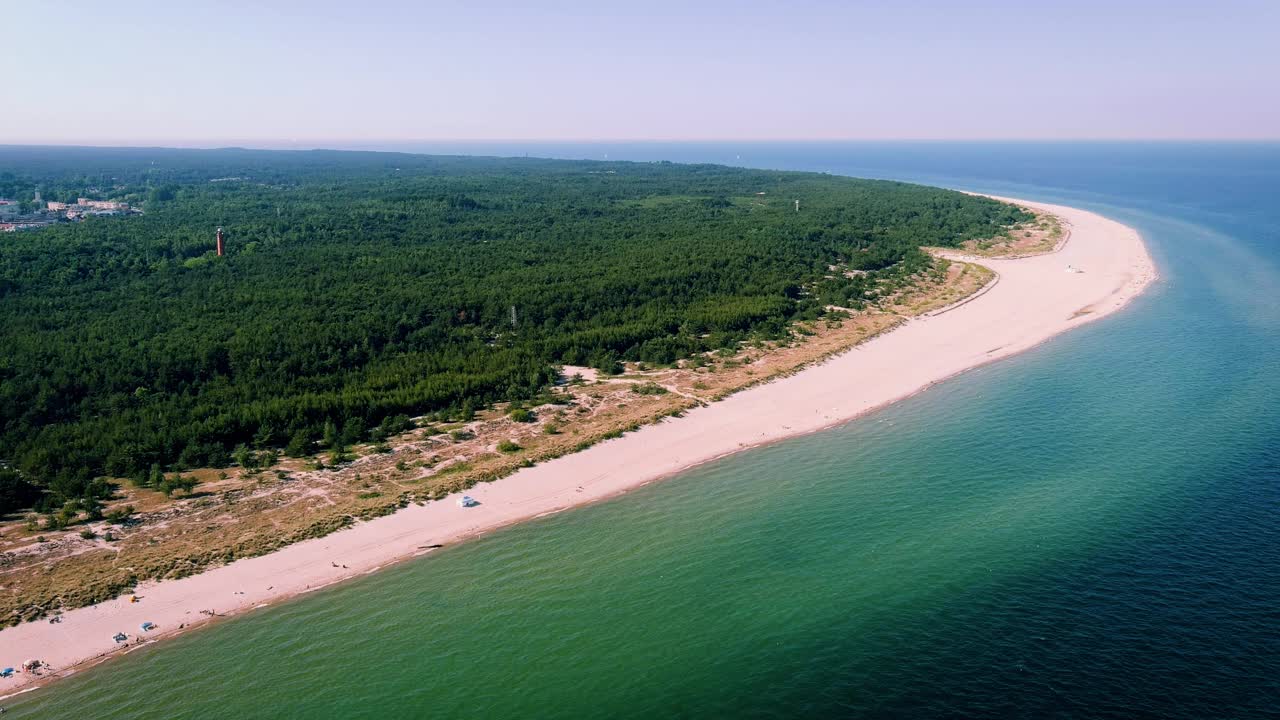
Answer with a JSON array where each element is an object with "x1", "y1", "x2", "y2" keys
[{"x1": 0, "y1": 196, "x2": 1156, "y2": 699}]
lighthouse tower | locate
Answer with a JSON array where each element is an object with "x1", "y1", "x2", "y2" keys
[{"x1": 216, "y1": 227, "x2": 225, "y2": 257}]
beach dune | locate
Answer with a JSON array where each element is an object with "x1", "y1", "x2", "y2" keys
[{"x1": 0, "y1": 197, "x2": 1156, "y2": 698}]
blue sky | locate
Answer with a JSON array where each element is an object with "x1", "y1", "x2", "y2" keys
[{"x1": 3, "y1": 0, "x2": 1276, "y2": 143}]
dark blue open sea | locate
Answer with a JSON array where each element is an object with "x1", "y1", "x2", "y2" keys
[{"x1": 9, "y1": 142, "x2": 1280, "y2": 718}]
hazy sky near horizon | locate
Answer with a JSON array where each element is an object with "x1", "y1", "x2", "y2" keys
[{"x1": 4, "y1": 0, "x2": 1277, "y2": 143}]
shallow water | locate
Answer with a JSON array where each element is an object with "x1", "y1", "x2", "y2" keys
[{"x1": 9, "y1": 142, "x2": 1280, "y2": 718}]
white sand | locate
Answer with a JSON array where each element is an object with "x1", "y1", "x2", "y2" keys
[{"x1": 0, "y1": 197, "x2": 1156, "y2": 698}]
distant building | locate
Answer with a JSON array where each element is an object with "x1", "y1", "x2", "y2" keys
[
  {"x1": 48, "y1": 201, "x2": 68, "y2": 211},
  {"x1": 77, "y1": 198, "x2": 128, "y2": 211},
  {"x1": 1, "y1": 222, "x2": 47, "y2": 232}
]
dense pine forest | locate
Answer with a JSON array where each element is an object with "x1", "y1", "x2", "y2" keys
[{"x1": 0, "y1": 146, "x2": 1028, "y2": 514}]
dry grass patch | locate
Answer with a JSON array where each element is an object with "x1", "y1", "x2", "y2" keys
[{"x1": 958, "y1": 209, "x2": 1067, "y2": 258}]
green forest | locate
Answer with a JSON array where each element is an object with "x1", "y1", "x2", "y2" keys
[{"x1": 0, "y1": 146, "x2": 1029, "y2": 514}]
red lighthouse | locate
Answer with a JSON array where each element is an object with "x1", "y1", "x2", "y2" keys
[{"x1": 216, "y1": 227, "x2": 225, "y2": 257}]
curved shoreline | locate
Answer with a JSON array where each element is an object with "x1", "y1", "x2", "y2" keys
[{"x1": 0, "y1": 196, "x2": 1157, "y2": 700}]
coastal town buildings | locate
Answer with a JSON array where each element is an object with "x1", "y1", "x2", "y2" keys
[
  {"x1": 0, "y1": 195, "x2": 139, "y2": 231},
  {"x1": 1, "y1": 222, "x2": 50, "y2": 232},
  {"x1": 77, "y1": 198, "x2": 130, "y2": 211}
]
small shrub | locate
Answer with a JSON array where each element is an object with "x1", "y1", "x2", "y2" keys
[
  {"x1": 631, "y1": 382, "x2": 668, "y2": 396},
  {"x1": 158, "y1": 473, "x2": 199, "y2": 498},
  {"x1": 508, "y1": 408, "x2": 535, "y2": 423},
  {"x1": 436, "y1": 461, "x2": 472, "y2": 476},
  {"x1": 284, "y1": 431, "x2": 314, "y2": 458},
  {"x1": 105, "y1": 505, "x2": 135, "y2": 525},
  {"x1": 80, "y1": 528, "x2": 97, "y2": 540},
  {"x1": 497, "y1": 440, "x2": 522, "y2": 453},
  {"x1": 327, "y1": 445, "x2": 348, "y2": 465}
]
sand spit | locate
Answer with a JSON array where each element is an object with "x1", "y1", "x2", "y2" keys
[{"x1": 0, "y1": 197, "x2": 1156, "y2": 699}]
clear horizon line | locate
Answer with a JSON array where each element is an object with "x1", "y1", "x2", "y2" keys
[{"x1": 3, "y1": 137, "x2": 1279, "y2": 149}]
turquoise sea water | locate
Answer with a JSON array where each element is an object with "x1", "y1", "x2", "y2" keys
[{"x1": 9, "y1": 143, "x2": 1280, "y2": 718}]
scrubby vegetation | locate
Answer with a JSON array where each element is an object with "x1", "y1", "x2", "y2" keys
[{"x1": 0, "y1": 146, "x2": 1028, "y2": 514}]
